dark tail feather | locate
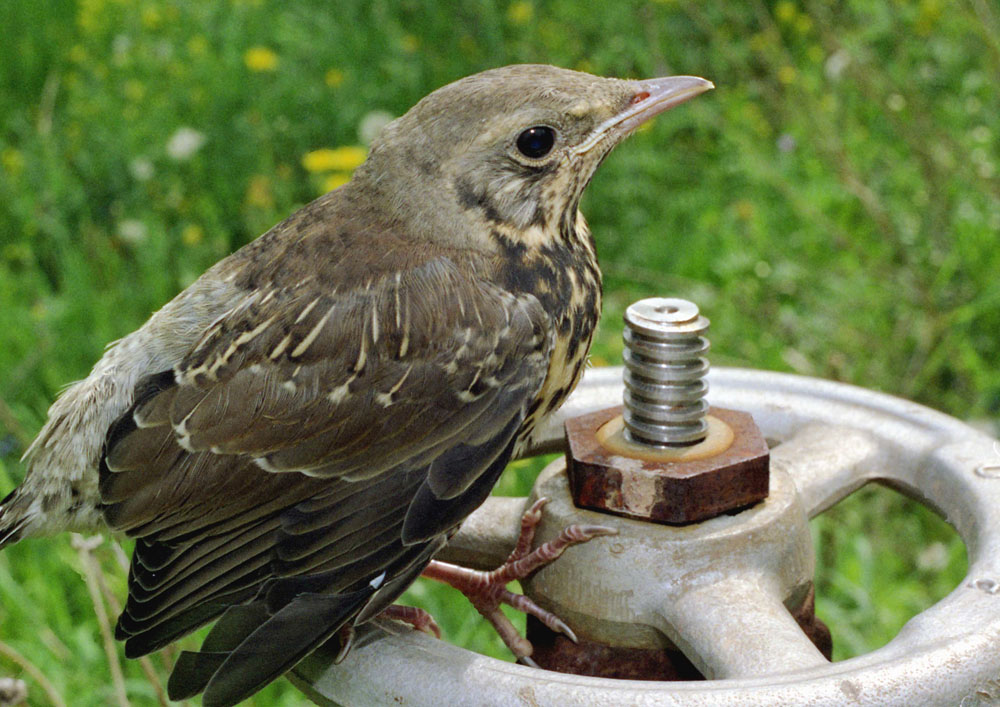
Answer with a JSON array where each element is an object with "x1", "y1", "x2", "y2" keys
[
  {"x1": 166, "y1": 599, "x2": 275, "y2": 700},
  {"x1": 168, "y1": 651, "x2": 228, "y2": 700},
  {"x1": 0, "y1": 489, "x2": 28, "y2": 550},
  {"x1": 0, "y1": 522, "x2": 25, "y2": 550},
  {"x1": 168, "y1": 588, "x2": 372, "y2": 707}
]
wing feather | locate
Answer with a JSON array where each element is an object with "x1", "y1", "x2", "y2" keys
[{"x1": 99, "y1": 254, "x2": 552, "y2": 701}]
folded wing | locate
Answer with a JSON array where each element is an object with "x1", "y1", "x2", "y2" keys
[{"x1": 100, "y1": 255, "x2": 551, "y2": 705}]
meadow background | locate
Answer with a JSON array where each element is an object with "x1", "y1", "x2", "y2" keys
[{"x1": 0, "y1": 0, "x2": 998, "y2": 704}]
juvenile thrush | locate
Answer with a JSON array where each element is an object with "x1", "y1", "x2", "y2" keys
[{"x1": 0, "y1": 64, "x2": 712, "y2": 705}]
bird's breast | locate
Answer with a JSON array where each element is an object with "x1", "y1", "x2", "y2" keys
[{"x1": 495, "y1": 225, "x2": 603, "y2": 446}]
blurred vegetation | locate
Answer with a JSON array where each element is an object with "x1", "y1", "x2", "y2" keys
[{"x1": 0, "y1": 0, "x2": 997, "y2": 704}]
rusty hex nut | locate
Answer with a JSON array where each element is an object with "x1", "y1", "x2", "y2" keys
[{"x1": 565, "y1": 405, "x2": 769, "y2": 524}]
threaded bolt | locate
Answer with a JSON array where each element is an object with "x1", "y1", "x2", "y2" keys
[{"x1": 622, "y1": 298, "x2": 710, "y2": 447}]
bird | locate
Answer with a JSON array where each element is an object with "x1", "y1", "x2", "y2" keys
[{"x1": 0, "y1": 64, "x2": 712, "y2": 705}]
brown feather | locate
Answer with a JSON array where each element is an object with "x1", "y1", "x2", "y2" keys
[{"x1": 77, "y1": 64, "x2": 714, "y2": 705}]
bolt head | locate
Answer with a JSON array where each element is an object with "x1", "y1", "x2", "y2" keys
[{"x1": 565, "y1": 406, "x2": 769, "y2": 524}]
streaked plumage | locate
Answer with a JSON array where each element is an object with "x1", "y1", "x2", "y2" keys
[{"x1": 0, "y1": 64, "x2": 711, "y2": 705}]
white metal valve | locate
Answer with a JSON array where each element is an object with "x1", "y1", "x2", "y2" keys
[{"x1": 292, "y1": 366, "x2": 1000, "y2": 707}]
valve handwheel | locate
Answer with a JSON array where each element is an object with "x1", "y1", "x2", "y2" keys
[{"x1": 292, "y1": 366, "x2": 1000, "y2": 706}]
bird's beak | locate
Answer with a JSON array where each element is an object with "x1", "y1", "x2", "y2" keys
[{"x1": 572, "y1": 75, "x2": 714, "y2": 155}]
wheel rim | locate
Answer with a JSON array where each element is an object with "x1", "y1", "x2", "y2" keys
[{"x1": 292, "y1": 366, "x2": 1000, "y2": 706}]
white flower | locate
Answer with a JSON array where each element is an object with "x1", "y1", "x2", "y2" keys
[
  {"x1": 129, "y1": 157, "x2": 155, "y2": 182},
  {"x1": 887, "y1": 94, "x2": 906, "y2": 112},
  {"x1": 916, "y1": 542, "x2": 948, "y2": 572},
  {"x1": 824, "y1": 49, "x2": 850, "y2": 81},
  {"x1": 112, "y1": 34, "x2": 132, "y2": 61},
  {"x1": 118, "y1": 219, "x2": 148, "y2": 244},
  {"x1": 166, "y1": 127, "x2": 206, "y2": 161},
  {"x1": 777, "y1": 133, "x2": 797, "y2": 153},
  {"x1": 358, "y1": 110, "x2": 395, "y2": 145}
]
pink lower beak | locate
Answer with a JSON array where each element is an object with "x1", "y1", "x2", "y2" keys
[
  {"x1": 621, "y1": 75, "x2": 715, "y2": 132},
  {"x1": 573, "y1": 75, "x2": 714, "y2": 154}
]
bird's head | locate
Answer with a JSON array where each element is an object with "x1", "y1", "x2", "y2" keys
[{"x1": 353, "y1": 64, "x2": 713, "y2": 251}]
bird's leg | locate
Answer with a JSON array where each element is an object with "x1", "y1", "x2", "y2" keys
[
  {"x1": 422, "y1": 497, "x2": 615, "y2": 665},
  {"x1": 380, "y1": 604, "x2": 441, "y2": 638},
  {"x1": 339, "y1": 607, "x2": 440, "y2": 663},
  {"x1": 332, "y1": 623, "x2": 355, "y2": 664}
]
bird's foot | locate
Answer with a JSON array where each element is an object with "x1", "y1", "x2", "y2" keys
[
  {"x1": 381, "y1": 604, "x2": 442, "y2": 638},
  {"x1": 422, "y1": 497, "x2": 616, "y2": 665},
  {"x1": 337, "y1": 606, "x2": 439, "y2": 663}
]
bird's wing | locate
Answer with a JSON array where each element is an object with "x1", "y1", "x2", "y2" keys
[{"x1": 99, "y1": 255, "x2": 551, "y2": 705}]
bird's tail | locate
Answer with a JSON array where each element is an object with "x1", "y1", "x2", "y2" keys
[
  {"x1": 0, "y1": 487, "x2": 30, "y2": 550},
  {"x1": 167, "y1": 587, "x2": 374, "y2": 707}
]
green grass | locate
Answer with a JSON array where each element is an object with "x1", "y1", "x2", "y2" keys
[{"x1": 0, "y1": 0, "x2": 997, "y2": 703}]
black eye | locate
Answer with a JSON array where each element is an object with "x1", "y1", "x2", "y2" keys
[{"x1": 516, "y1": 126, "x2": 556, "y2": 159}]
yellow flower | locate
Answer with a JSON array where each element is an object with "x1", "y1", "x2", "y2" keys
[
  {"x1": 321, "y1": 173, "x2": 351, "y2": 193},
  {"x1": 507, "y1": 1, "x2": 533, "y2": 24},
  {"x1": 777, "y1": 65, "x2": 797, "y2": 85},
  {"x1": 301, "y1": 146, "x2": 367, "y2": 173},
  {"x1": 916, "y1": 0, "x2": 942, "y2": 36},
  {"x1": 459, "y1": 35, "x2": 477, "y2": 57},
  {"x1": 775, "y1": 1, "x2": 797, "y2": 23},
  {"x1": 2, "y1": 243, "x2": 30, "y2": 267},
  {"x1": 748, "y1": 32, "x2": 771, "y2": 53},
  {"x1": 244, "y1": 46, "x2": 279, "y2": 72},
  {"x1": 30, "y1": 301, "x2": 48, "y2": 322},
  {"x1": 245, "y1": 174, "x2": 274, "y2": 208},
  {"x1": 124, "y1": 79, "x2": 146, "y2": 103},
  {"x1": 734, "y1": 199, "x2": 755, "y2": 221},
  {"x1": 181, "y1": 224, "x2": 205, "y2": 246},
  {"x1": 142, "y1": 6, "x2": 162, "y2": 29},
  {"x1": 400, "y1": 35, "x2": 419, "y2": 53},
  {"x1": 76, "y1": 0, "x2": 106, "y2": 33},
  {"x1": 187, "y1": 35, "x2": 209, "y2": 56},
  {"x1": 325, "y1": 68, "x2": 344, "y2": 87},
  {"x1": 69, "y1": 44, "x2": 88, "y2": 64},
  {"x1": 1, "y1": 148, "x2": 25, "y2": 177}
]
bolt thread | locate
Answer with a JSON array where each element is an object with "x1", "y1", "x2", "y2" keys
[{"x1": 622, "y1": 298, "x2": 710, "y2": 447}]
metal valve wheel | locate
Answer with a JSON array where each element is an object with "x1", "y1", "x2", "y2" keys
[{"x1": 291, "y1": 366, "x2": 1000, "y2": 706}]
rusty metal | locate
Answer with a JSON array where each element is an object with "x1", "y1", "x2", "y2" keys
[
  {"x1": 566, "y1": 405, "x2": 769, "y2": 524},
  {"x1": 525, "y1": 614, "x2": 703, "y2": 681},
  {"x1": 789, "y1": 585, "x2": 833, "y2": 661},
  {"x1": 527, "y1": 583, "x2": 832, "y2": 678}
]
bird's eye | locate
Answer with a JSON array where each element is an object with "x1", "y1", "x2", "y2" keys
[{"x1": 516, "y1": 126, "x2": 556, "y2": 159}]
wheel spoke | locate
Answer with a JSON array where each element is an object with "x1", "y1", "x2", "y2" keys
[
  {"x1": 654, "y1": 575, "x2": 828, "y2": 679},
  {"x1": 770, "y1": 424, "x2": 884, "y2": 518}
]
